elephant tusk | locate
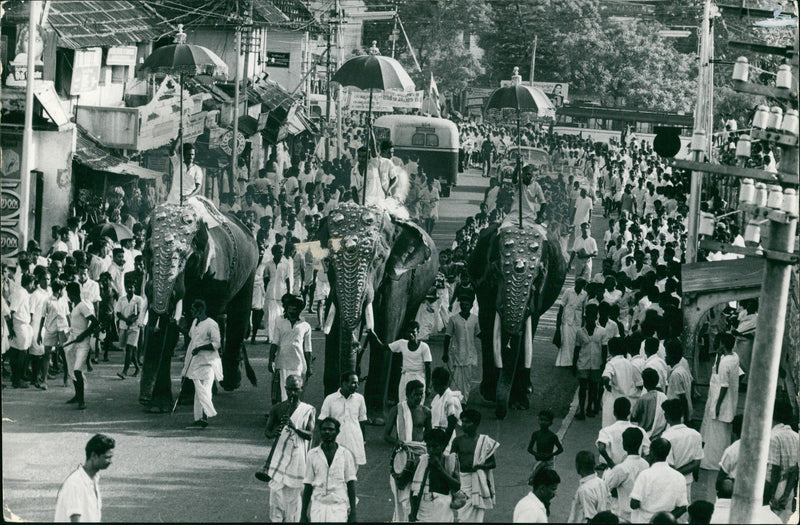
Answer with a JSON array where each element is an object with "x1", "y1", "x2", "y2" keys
[
  {"x1": 524, "y1": 317, "x2": 533, "y2": 369},
  {"x1": 364, "y1": 301, "x2": 374, "y2": 331},
  {"x1": 493, "y1": 312, "x2": 503, "y2": 368},
  {"x1": 323, "y1": 303, "x2": 336, "y2": 335}
]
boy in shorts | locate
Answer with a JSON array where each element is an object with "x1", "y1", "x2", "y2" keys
[
  {"x1": 38, "y1": 279, "x2": 70, "y2": 389},
  {"x1": 115, "y1": 278, "x2": 145, "y2": 379}
]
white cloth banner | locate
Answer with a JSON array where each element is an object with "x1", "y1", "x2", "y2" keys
[{"x1": 346, "y1": 90, "x2": 424, "y2": 112}]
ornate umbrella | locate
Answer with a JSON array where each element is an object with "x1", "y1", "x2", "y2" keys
[
  {"x1": 332, "y1": 42, "x2": 415, "y2": 204},
  {"x1": 485, "y1": 67, "x2": 556, "y2": 228},
  {"x1": 139, "y1": 25, "x2": 228, "y2": 205},
  {"x1": 92, "y1": 221, "x2": 133, "y2": 243}
]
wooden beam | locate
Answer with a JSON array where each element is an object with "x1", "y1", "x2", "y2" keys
[
  {"x1": 667, "y1": 159, "x2": 799, "y2": 186},
  {"x1": 699, "y1": 238, "x2": 800, "y2": 257},
  {"x1": 717, "y1": 3, "x2": 797, "y2": 19},
  {"x1": 728, "y1": 40, "x2": 794, "y2": 57},
  {"x1": 731, "y1": 80, "x2": 797, "y2": 102}
]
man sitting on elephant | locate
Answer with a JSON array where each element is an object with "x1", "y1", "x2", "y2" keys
[
  {"x1": 351, "y1": 145, "x2": 410, "y2": 220},
  {"x1": 500, "y1": 165, "x2": 546, "y2": 231}
]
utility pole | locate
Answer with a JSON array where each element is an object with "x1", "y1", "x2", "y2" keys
[
  {"x1": 686, "y1": 0, "x2": 713, "y2": 263},
  {"x1": 529, "y1": 35, "x2": 537, "y2": 84},
  {"x1": 335, "y1": 0, "x2": 343, "y2": 160},
  {"x1": 242, "y1": 0, "x2": 253, "y2": 87},
  {"x1": 232, "y1": 1, "x2": 243, "y2": 201},
  {"x1": 390, "y1": 13, "x2": 399, "y2": 59},
  {"x1": 19, "y1": 0, "x2": 39, "y2": 250},
  {"x1": 325, "y1": 13, "x2": 333, "y2": 161}
]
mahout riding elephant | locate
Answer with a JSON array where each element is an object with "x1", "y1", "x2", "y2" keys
[
  {"x1": 467, "y1": 221, "x2": 567, "y2": 419},
  {"x1": 139, "y1": 198, "x2": 258, "y2": 411},
  {"x1": 317, "y1": 202, "x2": 438, "y2": 418}
]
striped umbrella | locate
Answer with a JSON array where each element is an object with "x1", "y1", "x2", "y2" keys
[
  {"x1": 138, "y1": 25, "x2": 228, "y2": 206},
  {"x1": 485, "y1": 71, "x2": 556, "y2": 229},
  {"x1": 332, "y1": 45, "x2": 415, "y2": 203}
]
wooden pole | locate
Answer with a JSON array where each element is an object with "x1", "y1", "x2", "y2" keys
[
  {"x1": 529, "y1": 35, "x2": 537, "y2": 84},
  {"x1": 363, "y1": 89, "x2": 373, "y2": 206},
  {"x1": 517, "y1": 110, "x2": 522, "y2": 229},
  {"x1": 19, "y1": 0, "x2": 39, "y2": 249},
  {"x1": 179, "y1": 73, "x2": 184, "y2": 207},
  {"x1": 232, "y1": 20, "x2": 242, "y2": 202},
  {"x1": 730, "y1": 210, "x2": 797, "y2": 522}
]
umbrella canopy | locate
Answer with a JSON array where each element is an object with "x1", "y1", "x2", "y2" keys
[
  {"x1": 332, "y1": 54, "x2": 415, "y2": 92},
  {"x1": 485, "y1": 84, "x2": 555, "y2": 117},
  {"x1": 92, "y1": 222, "x2": 133, "y2": 243},
  {"x1": 139, "y1": 25, "x2": 228, "y2": 78}
]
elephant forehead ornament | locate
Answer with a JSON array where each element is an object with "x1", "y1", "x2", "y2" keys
[
  {"x1": 149, "y1": 203, "x2": 199, "y2": 314},
  {"x1": 498, "y1": 225, "x2": 546, "y2": 335},
  {"x1": 326, "y1": 202, "x2": 386, "y2": 329}
]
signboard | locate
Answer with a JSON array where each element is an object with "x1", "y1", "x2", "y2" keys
[
  {"x1": 257, "y1": 112, "x2": 270, "y2": 131},
  {"x1": 499, "y1": 80, "x2": 568, "y2": 106},
  {"x1": 1, "y1": 130, "x2": 23, "y2": 258},
  {"x1": 464, "y1": 87, "x2": 495, "y2": 108},
  {"x1": 266, "y1": 51, "x2": 291, "y2": 68},
  {"x1": 220, "y1": 129, "x2": 246, "y2": 156},
  {"x1": 346, "y1": 89, "x2": 424, "y2": 112},
  {"x1": 106, "y1": 46, "x2": 138, "y2": 66},
  {"x1": 70, "y1": 47, "x2": 102, "y2": 95}
]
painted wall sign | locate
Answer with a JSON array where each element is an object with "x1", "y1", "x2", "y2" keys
[
  {"x1": 106, "y1": 46, "x2": 138, "y2": 66},
  {"x1": 1, "y1": 188, "x2": 22, "y2": 219},
  {"x1": 1, "y1": 228, "x2": 20, "y2": 258},
  {"x1": 70, "y1": 47, "x2": 103, "y2": 95},
  {"x1": 265, "y1": 52, "x2": 290, "y2": 68}
]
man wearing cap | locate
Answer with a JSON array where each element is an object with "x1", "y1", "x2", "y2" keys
[
  {"x1": 270, "y1": 294, "x2": 313, "y2": 402},
  {"x1": 167, "y1": 141, "x2": 204, "y2": 204},
  {"x1": 570, "y1": 223, "x2": 598, "y2": 281}
]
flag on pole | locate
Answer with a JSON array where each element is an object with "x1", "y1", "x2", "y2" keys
[{"x1": 427, "y1": 72, "x2": 441, "y2": 117}]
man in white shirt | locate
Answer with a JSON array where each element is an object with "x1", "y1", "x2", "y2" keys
[
  {"x1": 570, "y1": 222, "x2": 598, "y2": 281},
  {"x1": 108, "y1": 248, "x2": 127, "y2": 300},
  {"x1": 270, "y1": 294, "x2": 312, "y2": 402},
  {"x1": 603, "y1": 427, "x2": 649, "y2": 521},
  {"x1": 179, "y1": 299, "x2": 223, "y2": 429},
  {"x1": 430, "y1": 366, "x2": 463, "y2": 451},
  {"x1": 513, "y1": 468, "x2": 560, "y2": 523},
  {"x1": 665, "y1": 341, "x2": 694, "y2": 423},
  {"x1": 630, "y1": 438, "x2": 688, "y2": 523},
  {"x1": 597, "y1": 397, "x2": 650, "y2": 468},
  {"x1": 710, "y1": 477, "x2": 783, "y2": 524},
  {"x1": 7, "y1": 274, "x2": 35, "y2": 388},
  {"x1": 661, "y1": 399, "x2": 704, "y2": 500},
  {"x1": 54, "y1": 434, "x2": 115, "y2": 522},
  {"x1": 601, "y1": 338, "x2": 643, "y2": 428},
  {"x1": 264, "y1": 244, "x2": 293, "y2": 343},
  {"x1": 301, "y1": 417, "x2": 358, "y2": 522},
  {"x1": 572, "y1": 188, "x2": 593, "y2": 229},
  {"x1": 319, "y1": 372, "x2": 368, "y2": 470},
  {"x1": 167, "y1": 142, "x2": 204, "y2": 203}
]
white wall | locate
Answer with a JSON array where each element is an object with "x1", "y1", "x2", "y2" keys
[
  {"x1": 264, "y1": 28, "x2": 305, "y2": 91},
  {"x1": 32, "y1": 125, "x2": 76, "y2": 246}
]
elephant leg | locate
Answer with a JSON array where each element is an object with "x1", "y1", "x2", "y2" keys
[
  {"x1": 479, "y1": 330, "x2": 498, "y2": 402},
  {"x1": 495, "y1": 335, "x2": 525, "y2": 420},
  {"x1": 364, "y1": 337, "x2": 392, "y2": 414},
  {"x1": 221, "y1": 275, "x2": 254, "y2": 391},
  {"x1": 324, "y1": 313, "x2": 341, "y2": 397},
  {"x1": 140, "y1": 319, "x2": 179, "y2": 411}
]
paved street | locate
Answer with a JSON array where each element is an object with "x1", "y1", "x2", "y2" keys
[{"x1": 5, "y1": 168, "x2": 583, "y2": 522}]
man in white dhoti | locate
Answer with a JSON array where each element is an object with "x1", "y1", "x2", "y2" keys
[
  {"x1": 451, "y1": 409, "x2": 499, "y2": 522},
  {"x1": 570, "y1": 222, "x2": 598, "y2": 281},
  {"x1": 500, "y1": 166, "x2": 546, "y2": 231},
  {"x1": 255, "y1": 375, "x2": 316, "y2": 522},
  {"x1": 384, "y1": 380, "x2": 431, "y2": 522},
  {"x1": 319, "y1": 372, "x2": 368, "y2": 470},
  {"x1": 264, "y1": 244, "x2": 293, "y2": 344},
  {"x1": 63, "y1": 282, "x2": 97, "y2": 410},
  {"x1": 180, "y1": 299, "x2": 223, "y2": 429},
  {"x1": 301, "y1": 418, "x2": 358, "y2": 522},
  {"x1": 409, "y1": 428, "x2": 462, "y2": 522},
  {"x1": 166, "y1": 142, "x2": 204, "y2": 204},
  {"x1": 430, "y1": 366, "x2": 463, "y2": 453},
  {"x1": 601, "y1": 337, "x2": 643, "y2": 428},
  {"x1": 351, "y1": 146, "x2": 410, "y2": 219}
]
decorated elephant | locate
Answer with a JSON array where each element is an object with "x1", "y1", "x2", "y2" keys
[
  {"x1": 467, "y1": 221, "x2": 567, "y2": 419},
  {"x1": 317, "y1": 202, "x2": 438, "y2": 417},
  {"x1": 139, "y1": 198, "x2": 258, "y2": 411}
]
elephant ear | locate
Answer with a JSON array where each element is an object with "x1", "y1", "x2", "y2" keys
[
  {"x1": 386, "y1": 218, "x2": 433, "y2": 278},
  {"x1": 533, "y1": 238, "x2": 568, "y2": 315}
]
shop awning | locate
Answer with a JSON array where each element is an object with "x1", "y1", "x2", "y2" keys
[
  {"x1": 287, "y1": 107, "x2": 319, "y2": 136},
  {"x1": 74, "y1": 127, "x2": 159, "y2": 179}
]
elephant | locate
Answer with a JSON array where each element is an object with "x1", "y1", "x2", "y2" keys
[
  {"x1": 467, "y1": 221, "x2": 567, "y2": 420},
  {"x1": 317, "y1": 202, "x2": 438, "y2": 417},
  {"x1": 139, "y1": 198, "x2": 259, "y2": 410}
]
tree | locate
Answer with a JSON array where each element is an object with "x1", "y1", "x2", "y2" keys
[
  {"x1": 560, "y1": 20, "x2": 696, "y2": 112},
  {"x1": 394, "y1": 0, "x2": 492, "y2": 93},
  {"x1": 478, "y1": 0, "x2": 603, "y2": 85}
]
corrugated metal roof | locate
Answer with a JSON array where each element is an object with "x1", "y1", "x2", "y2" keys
[
  {"x1": 4, "y1": 1, "x2": 175, "y2": 50},
  {"x1": 74, "y1": 127, "x2": 126, "y2": 171}
]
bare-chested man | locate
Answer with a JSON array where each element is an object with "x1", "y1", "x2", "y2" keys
[
  {"x1": 384, "y1": 380, "x2": 432, "y2": 522},
  {"x1": 451, "y1": 409, "x2": 499, "y2": 522}
]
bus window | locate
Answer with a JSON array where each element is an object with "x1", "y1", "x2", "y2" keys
[
  {"x1": 426, "y1": 134, "x2": 439, "y2": 147},
  {"x1": 412, "y1": 133, "x2": 425, "y2": 146},
  {"x1": 374, "y1": 127, "x2": 390, "y2": 142}
]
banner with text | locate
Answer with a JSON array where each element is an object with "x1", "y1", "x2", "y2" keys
[
  {"x1": 499, "y1": 80, "x2": 568, "y2": 106},
  {"x1": 346, "y1": 89, "x2": 424, "y2": 112}
]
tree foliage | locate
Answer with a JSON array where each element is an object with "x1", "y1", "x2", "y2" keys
[{"x1": 394, "y1": 0, "x2": 492, "y2": 93}]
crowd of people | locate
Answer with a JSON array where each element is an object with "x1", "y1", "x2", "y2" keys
[{"x1": 4, "y1": 112, "x2": 799, "y2": 523}]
